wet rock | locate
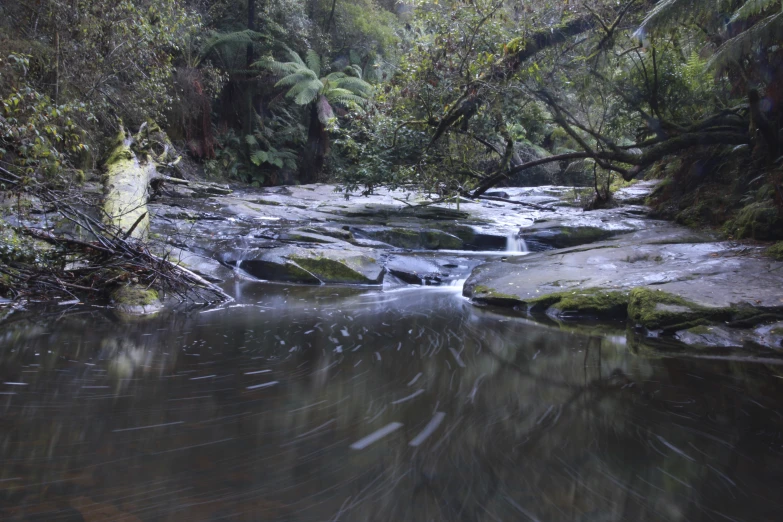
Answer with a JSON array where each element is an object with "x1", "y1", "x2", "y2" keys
[
  {"x1": 386, "y1": 255, "x2": 447, "y2": 285},
  {"x1": 464, "y1": 224, "x2": 783, "y2": 336},
  {"x1": 356, "y1": 227, "x2": 463, "y2": 250},
  {"x1": 163, "y1": 247, "x2": 234, "y2": 283},
  {"x1": 110, "y1": 285, "x2": 163, "y2": 317},
  {"x1": 675, "y1": 325, "x2": 745, "y2": 348},
  {"x1": 627, "y1": 288, "x2": 729, "y2": 332},
  {"x1": 530, "y1": 288, "x2": 629, "y2": 318},
  {"x1": 520, "y1": 226, "x2": 617, "y2": 251},
  {"x1": 238, "y1": 246, "x2": 385, "y2": 285},
  {"x1": 279, "y1": 230, "x2": 348, "y2": 245}
]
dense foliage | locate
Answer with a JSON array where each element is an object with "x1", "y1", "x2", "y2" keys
[{"x1": 1, "y1": 0, "x2": 781, "y2": 204}]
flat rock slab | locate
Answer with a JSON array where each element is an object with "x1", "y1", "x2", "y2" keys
[{"x1": 464, "y1": 224, "x2": 783, "y2": 342}]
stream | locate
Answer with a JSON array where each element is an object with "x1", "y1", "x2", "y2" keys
[{"x1": 2, "y1": 274, "x2": 783, "y2": 521}]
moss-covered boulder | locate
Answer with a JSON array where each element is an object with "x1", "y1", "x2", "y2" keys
[
  {"x1": 238, "y1": 247, "x2": 385, "y2": 285},
  {"x1": 467, "y1": 285, "x2": 525, "y2": 307},
  {"x1": 110, "y1": 285, "x2": 163, "y2": 316},
  {"x1": 361, "y1": 227, "x2": 463, "y2": 250},
  {"x1": 726, "y1": 202, "x2": 783, "y2": 240},
  {"x1": 527, "y1": 288, "x2": 629, "y2": 318},
  {"x1": 627, "y1": 288, "x2": 729, "y2": 331},
  {"x1": 520, "y1": 226, "x2": 618, "y2": 250}
]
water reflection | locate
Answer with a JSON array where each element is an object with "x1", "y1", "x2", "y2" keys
[{"x1": 2, "y1": 283, "x2": 783, "y2": 521}]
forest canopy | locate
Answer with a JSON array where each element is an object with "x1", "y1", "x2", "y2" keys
[{"x1": 0, "y1": 0, "x2": 781, "y2": 202}]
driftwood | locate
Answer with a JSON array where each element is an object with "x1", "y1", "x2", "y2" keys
[{"x1": 1, "y1": 162, "x2": 232, "y2": 305}]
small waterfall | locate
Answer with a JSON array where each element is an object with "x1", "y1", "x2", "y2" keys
[{"x1": 505, "y1": 233, "x2": 529, "y2": 253}]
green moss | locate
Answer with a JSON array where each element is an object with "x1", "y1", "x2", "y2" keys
[
  {"x1": 422, "y1": 230, "x2": 463, "y2": 249},
  {"x1": 289, "y1": 255, "x2": 374, "y2": 284},
  {"x1": 285, "y1": 233, "x2": 333, "y2": 244},
  {"x1": 102, "y1": 136, "x2": 151, "y2": 240},
  {"x1": 766, "y1": 241, "x2": 783, "y2": 261},
  {"x1": 470, "y1": 284, "x2": 522, "y2": 305},
  {"x1": 527, "y1": 288, "x2": 629, "y2": 318},
  {"x1": 725, "y1": 202, "x2": 783, "y2": 240},
  {"x1": 627, "y1": 288, "x2": 729, "y2": 331},
  {"x1": 111, "y1": 285, "x2": 160, "y2": 306},
  {"x1": 251, "y1": 199, "x2": 282, "y2": 206},
  {"x1": 369, "y1": 228, "x2": 463, "y2": 250}
]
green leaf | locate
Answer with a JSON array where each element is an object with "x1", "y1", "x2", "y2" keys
[{"x1": 250, "y1": 150, "x2": 268, "y2": 166}]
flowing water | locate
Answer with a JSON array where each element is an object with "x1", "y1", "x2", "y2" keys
[{"x1": 2, "y1": 279, "x2": 783, "y2": 521}]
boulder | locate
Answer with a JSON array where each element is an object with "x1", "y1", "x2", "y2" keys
[{"x1": 238, "y1": 246, "x2": 385, "y2": 285}]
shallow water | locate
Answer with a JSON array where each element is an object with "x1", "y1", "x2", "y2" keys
[{"x1": 2, "y1": 282, "x2": 783, "y2": 521}]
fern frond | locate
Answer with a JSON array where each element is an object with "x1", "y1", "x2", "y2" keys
[
  {"x1": 731, "y1": 0, "x2": 780, "y2": 22},
  {"x1": 324, "y1": 89, "x2": 368, "y2": 109},
  {"x1": 333, "y1": 77, "x2": 373, "y2": 96},
  {"x1": 201, "y1": 30, "x2": 269, "y2": 58},
  {"x1": 285, "y1": 48, "x2": 306, "y2": 67},
  {"x1": 306, "y1": 50, "x2": 321, "y2": 77},
  {"x1": 254, "y1": 57, "x2": 301, "y2": 76},
  {"x1": 345, "y1": 64, "x2": 363, "y2": 78},
  {"x1": 708, "y1": 11, "x2": 783, "y2": 69},
  {"x1": 639, "y1": 0, "x2": 725, "y2": 32},
  {"x1": 275, "y1": 70, "x2": 319, "y2": 88},
  {"x1": 287, "y1": 79, "x2": 323, "y2": 105}
]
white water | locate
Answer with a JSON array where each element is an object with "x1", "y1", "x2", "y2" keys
[{"x1": 505, "y1": 233, "x2": 529, "y2": 253}]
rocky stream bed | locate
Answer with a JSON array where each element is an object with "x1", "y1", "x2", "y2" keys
[{"x1": 145, "y1": 180, "x2": 783, "y2": 355}]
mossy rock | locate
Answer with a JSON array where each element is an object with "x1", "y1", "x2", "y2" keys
[
  {"x1": 527, "y1": 288, "x2": 629, "y2": 318},
  {"x1": 726, "y1": 202, "x2": 783, "y2": 240},
  {"x1": 366, "y1": 228, "x2": 463, "y2": 250},
  {"x1": 238, "y1": 258, "x2": 321, "y2": 284},
  {"x1": 468, "y1": 285, "x2": 524, "y2": 307},
  {"x1": 289, "y1": 253, "x2": 383, "y2": 284},
  {"x1": 766, "y1": 241, "x2": 783, "y2": 261},
  {"x1": 110, "y1": 285, "x2": 163, "y2": 316},
  {"x1": 238, "y1": 247, "x2": 385, "y2": 285},
  {"x1": 520, "y1": 226, "x2": 616, "y2": 250},
  {"x1": 627, "y1": 288, "x2": 729, "y2": 331}
]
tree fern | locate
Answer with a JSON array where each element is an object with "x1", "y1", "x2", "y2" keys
[
  {"x1": 201, "y1": 30, "x2": 270, "y2": 59},
  {"x1": 639, "y1": 0, "x2": 783, "y2": 72},
  {"x1": 638, "y1": 0, "x2": 720, "y2": 33},
  {"x1": 317, "y1": 96, "x2": 335, "y2": 124},
  {"x1": 708, "y1": 11, "x2": 783, "y2": 69},
  {"x1": 731, "y1": 0, "x2": 780, "y2": 21},
  {"x1": 331, "y1": 76, "x2": 373, "y2": 97},
  {"x1": 306, "y1": 50, "x2": 321, "y2": 77},
  {"x1": 275, "y1": 70, "x2": 319, "y2": 89},
  {"x1": 325, "y1": 89, "x2": 368, "y2": 109},
  {"x1": 293, "y1": 81, "x2": 323, "y2": 105}
]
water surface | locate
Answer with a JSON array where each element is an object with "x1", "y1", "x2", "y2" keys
[{"x1": 1, "y1": 282, "x2": 783, "y2": 521}]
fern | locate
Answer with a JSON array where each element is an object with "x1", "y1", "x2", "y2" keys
[
  {"x1": 332, "y1": 77, "x2": 372, "y2": 97},
  {"x1": 639, "y1": 0, "x2": 724, "y2": 32},
  {"x1": 731, "y1": 0, "x2": 780, "y2": 22},
  {"x1": 306, "y1": 50, "x2": 321, "y2": 77},
  {"x1": 708, "y1": 11, "x2": 783, "y2": 69},
  {"x1": 325, "y1": 89, "x2": 368, "y2": 109},
  {"x1": 275, "y1": 70, "x2": 319, "y2": 88},
  {"x1": 201, "y1": 30, "x2": 270, "y2": 59}
]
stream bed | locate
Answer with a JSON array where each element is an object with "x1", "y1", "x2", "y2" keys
[{"x1": 2, "y1": 278, "x2": 783, "y2": 521}]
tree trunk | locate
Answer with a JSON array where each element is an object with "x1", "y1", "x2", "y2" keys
[
  {"x1": 299, "y1": 104, "x2": 327, "y2": 184},
  {"x1": 243, "y1": 0, "x2": 256, "y2": 140}
]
